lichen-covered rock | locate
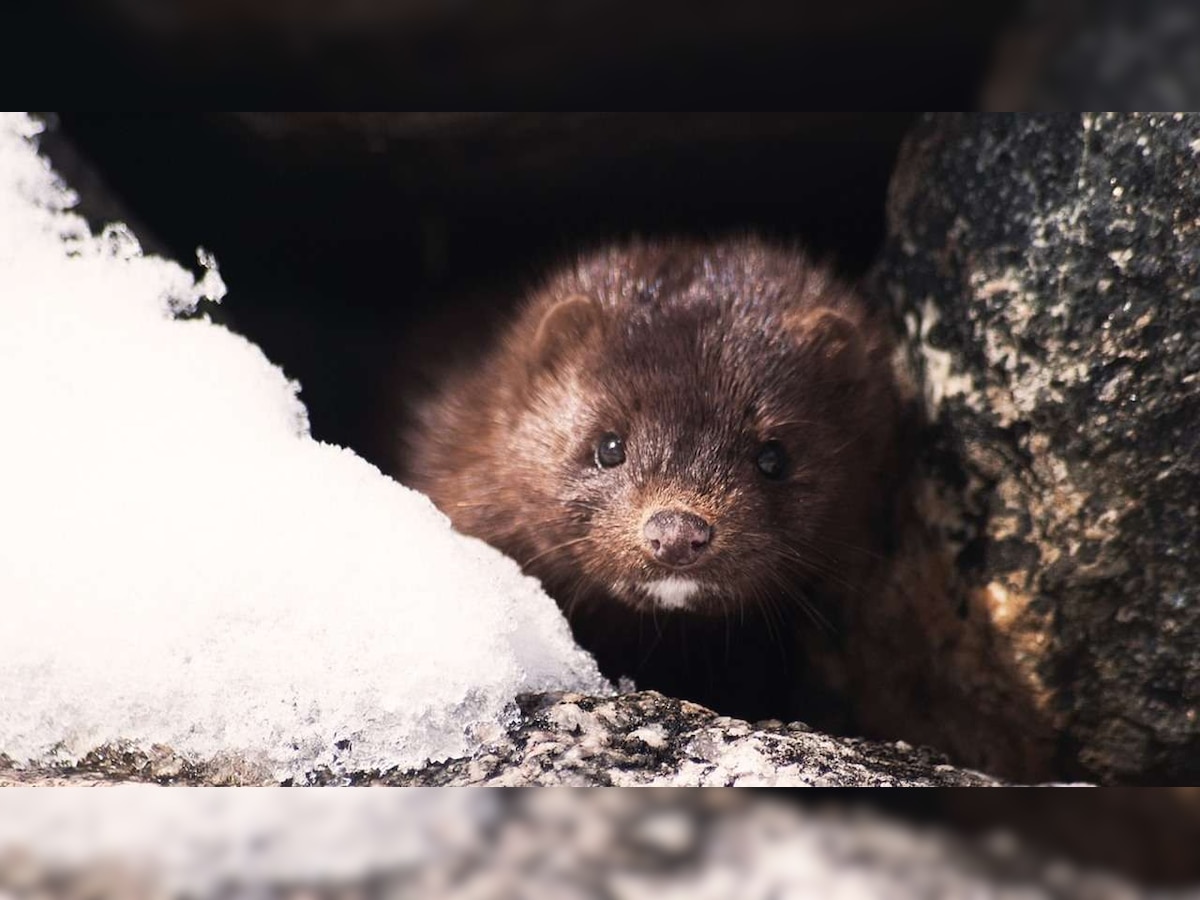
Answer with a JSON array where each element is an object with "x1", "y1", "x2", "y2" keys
[{"x1": 873, "y1": 112, "x2": 1200, "y2": 783}]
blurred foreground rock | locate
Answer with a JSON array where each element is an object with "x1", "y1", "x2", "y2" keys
[
  {"x1": 0, "y1": 792, "x2": 1163, "y2": 900},
  {"x1": 867, "y1": 113, "x2": 1200, "y2": 783}
]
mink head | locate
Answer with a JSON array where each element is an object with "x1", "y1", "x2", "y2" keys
[{"x1": 409, "y1": 240, "x2": 902, "y2": 617}]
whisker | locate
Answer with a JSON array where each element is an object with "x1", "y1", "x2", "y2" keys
[
  {"x1": 636, "y1": 610, "x2": 667, "y2": 671},
  {"x1": 827, "y1": 430, "x2": 865, "y2": 456},
  {"x1": 744, "y1": 582, "x2": 794, "y2": 665},
  {"x1": 804, "y1": 533, "x2": 887, "y2": 563},
  {"x1": 765, "y1": 419, "x2": 826, "y2": 429},
  {"x1": 760, "y1": 564, "x2": 837, "y2": 637},
  {"x1": 519, "y1": 536, "x2": 593, "y2": 569}
]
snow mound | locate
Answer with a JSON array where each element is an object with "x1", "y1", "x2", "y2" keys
[{"x1": 0, "y1": 112, "x2": 609, "y2": 780}]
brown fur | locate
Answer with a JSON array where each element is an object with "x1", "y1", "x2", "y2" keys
[{"x1": 398, "y1": 238, "x2": 910, "y2": 721}]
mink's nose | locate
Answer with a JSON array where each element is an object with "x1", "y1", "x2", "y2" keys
[{"x1": 643, "y1": 509, "x2": 712, "y2": 568}]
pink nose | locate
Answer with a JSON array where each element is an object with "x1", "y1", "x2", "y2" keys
[{"x1": 643, "y1": 509, "x2": 712, "y2": 568}]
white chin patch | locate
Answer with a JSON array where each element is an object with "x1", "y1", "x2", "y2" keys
[{"x1": 642, "y1": 577, "x2": 702, "y2": 610}]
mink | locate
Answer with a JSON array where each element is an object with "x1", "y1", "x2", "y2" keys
[{"x1": 397, "y1": 237, "x2": 910, "y2": 721}]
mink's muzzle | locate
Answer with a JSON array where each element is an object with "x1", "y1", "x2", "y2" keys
[{"x1": 641, "y1": 508, "x2": 712, "y2": 569}]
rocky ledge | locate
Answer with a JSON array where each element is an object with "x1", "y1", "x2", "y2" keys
[
  {"x1": 0, "y1": 691, "x2": 1000, "y2": 787},
  {"x1": 370, "y1": 691, "x2": 1000, "y2": 787}
]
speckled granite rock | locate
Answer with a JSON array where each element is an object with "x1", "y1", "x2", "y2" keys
[
  {"x1": 872, "y1": 112, "x2": 1200, "y2": 784},
  {"x1": 0, "y1": 691, "x2": 1001, "y2": 786},
  {"x1": 365, "y1": 691, "x2": 999, "y2": 787}
]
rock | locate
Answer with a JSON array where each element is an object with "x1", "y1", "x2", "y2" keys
[
  {"x1": 0, "y1": 792, "x2": 1166, "y2": 899},
  {"x1": 983, "y1": 0, "x2": 1200, "y2": 110},
  {"x1": 28, "y1": 6, "x2": 1008, "y2": 106},
  {"x1": 0, "y1": 691, "x2": 1001, "y2": 787},
  {"x1": 871, "y1": 113, "x2": 1200, "y2": 784},
  {"x1": 369, "y1": 691, "x2": 1001, "y2": 787}
]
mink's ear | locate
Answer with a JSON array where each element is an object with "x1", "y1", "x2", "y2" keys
[
  {"x1": 784, "y1": 307, "x2": 869, "y2": 382},
  {"x1": 528, "y1": 294, "x2": 602, "y2": 375}
]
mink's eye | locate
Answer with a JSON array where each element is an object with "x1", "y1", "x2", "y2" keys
[
  {"x1": 595, "y1": 432, "x2": 626, "y2": 468},
  {"x1": 755, "y1": 440, "x2": 788, "y2": 479}
]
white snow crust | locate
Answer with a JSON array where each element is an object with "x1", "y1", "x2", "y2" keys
[{"x1": 0, "y1": 112, "x2": 609, "y2": 779}]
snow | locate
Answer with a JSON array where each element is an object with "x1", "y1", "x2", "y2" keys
[{"x1": 0, "y1": 112, "x2": 609, "y2": 780}]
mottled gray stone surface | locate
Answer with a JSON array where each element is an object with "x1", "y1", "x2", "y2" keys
[
  {"x1": 372, "y1": 691, "x2": 1000, "y2": 787},
  {"x1": 877, "y1": 112, "x2": 1200, "y2": 783},
  {"x1": 0, "y1": 691, "x2": 1000, "y2": 787}
]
